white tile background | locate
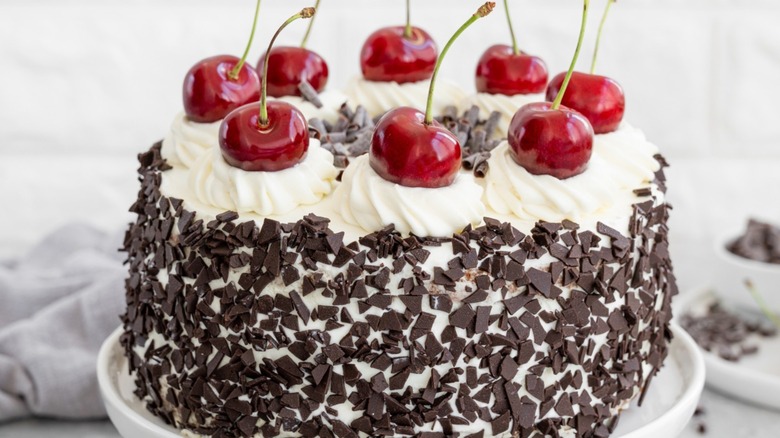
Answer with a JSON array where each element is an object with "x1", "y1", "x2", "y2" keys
[{"x1": 2, "y1": 0, "x2": 780, "y2": 292}]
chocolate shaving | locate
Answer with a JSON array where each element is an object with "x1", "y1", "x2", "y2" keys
[
  {"x1": 298, "y1": 80, "x2": 323, "y2": 108},
  {"x1": 435, "y1": 105, "x2": 505, "y2": 178}
]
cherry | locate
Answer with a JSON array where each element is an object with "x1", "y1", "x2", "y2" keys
[
  {"x1": 476, "y1": 45, "x2": 548, "y2": 95},
  {"x1": 360, "y1": 0, "x2": 437, "y2": 83},
  {"x1": 255, "y1": 0, "x2": 328, "y2": 97},
  {"x1": 257, "y1": 47, "x2": 329, "y2": 97},
  {"x1": 544, "y1": 0, "x2": 624, "y2": 134},
  {"x1": 371, "y1": 108, "x2": 461, "y2": 187},
  {"x1": 508, "y1": 0, "x2": 593, "y2": 179},
  {"x1": 182, "y1": 0, "x2": 262, "y2": 123},
  {"x1": 545, "y1": 72, "x2": 624, "y2": 134},
  {"x1": 219, "y1": 8, "x2": 316, "y2": 172},
  {"x1": 475, "y1": 0, "x2": 548, "y2": 95},
  {"x1": 508, "y1": 102, "x2": 593, "y2": 178},
  {"x1": 370, "y1": 2, "x2": 495, "y2": 188},
  {"x1": 220, "y1": 101, "x2": 309, "y2": 171}
]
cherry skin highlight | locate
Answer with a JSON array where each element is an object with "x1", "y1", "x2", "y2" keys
[
  {"x1": 370, "y1": 107, "x2": 461, "y2": 188},
  {"x1": 219, "y1": 101, "x2": 309, "y2": 172},
  {"x1": 256, "y1": 46, "x2": 329, "y2": 98},
  {"x1": 546, "y1": 71, "x2": 625, "y2": 134},
  {"x1": 476, "y1": 44, "x2": 548, "y2": 95},
  {"x1": 360, "y1": 26, "x2": 438, "y2": 84},
  {"x1": 183, "y1": 55, "x2": 261, "y2": 123},
  {"x1": 508, "y1": 102, "x2": 594, "y2": 179}
]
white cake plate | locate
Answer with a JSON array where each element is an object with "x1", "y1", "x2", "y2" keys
[
  {"x1": 675, "y1": 287, "x2": 780, "y2": 411},
  {"x1": 98, "y1": 325, "x2": 704, "y2": 438}
]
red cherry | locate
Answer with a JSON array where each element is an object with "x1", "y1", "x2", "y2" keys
[
  {"x1": 508, "y1": 102, "x2": 594, "y2": 179},
  {"x1": 360, "y1": 26, "x2": 438, "y2": 84},
  {"x1": 256, "y1": 46, "x2": 329, "y2": 98},
  {"x1": 183, "y1": 55, "x2": 260, "y2": 123},
  {"x1": 370, "y1": 107, "x2": 461, "y2": 188},
  {"x1": 545, "y1": 71, "x2": 625, "y2": 134},
  {"x1": 219, "y1": 101, "x2": 309, "y2": 172},
  {"x1": 475, "y1": 44, "x2": 548, "y2": 95}
]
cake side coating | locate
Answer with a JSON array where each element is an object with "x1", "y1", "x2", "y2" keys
[{"x1": 121, "y1": 144, "x2": 676, "y2": 437}]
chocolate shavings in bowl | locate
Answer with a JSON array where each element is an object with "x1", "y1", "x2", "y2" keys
[
  {"x1": 728, "y1": 218, "x2": 780, "y2": 264},
  {"x1": 681, "y1": 302, "x2": 777, "y2": 361}
]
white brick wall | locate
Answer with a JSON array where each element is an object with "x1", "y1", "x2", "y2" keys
[{"x1": 1, "y1": 0, "x2": 780, "y2": 290}]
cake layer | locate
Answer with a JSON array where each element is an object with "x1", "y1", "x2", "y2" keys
[{"x1": 121, "y1": 145, "x2": 676, "y2": 438}]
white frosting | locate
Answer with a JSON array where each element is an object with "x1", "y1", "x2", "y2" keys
[
  {"x1": 482, "y1": 124, "x2": 661, "y2": 224},
  {"x1": 187, "y1": 139, "x2": 339, "y2": 216},
  {"x1": 158, "y1": 110, "x2": 661, "y2": 238},
  {"x1": 333, "y1": 154, "x2": 485, "y2": 237},
  {"x1": 273, "y1": 89, "x2": 348, "y2": 124},
  {"x1": 594, "y1": 123, "x2": 661, "y2": 189},
  {"x1": 459, "y1": 92, "x2": 545, "y2": 138},
  {"x1": 160, "y1": 112, "x2": 221, "y2": 168},
  {"x1": 344, "y1": 76, "x2": 466, "y2": 118}
]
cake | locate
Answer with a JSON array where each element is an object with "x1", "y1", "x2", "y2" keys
[{"x1": 120, "y1": 3, "x2": 677, "y2": 437}]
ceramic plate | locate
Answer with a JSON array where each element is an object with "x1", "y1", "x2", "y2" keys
[
  {"x1": 675, "y1": 287, "x2": 780, "y2": 410},
  {"x1": 98, "y1": 325, "x2": 704, "y2": 438}
]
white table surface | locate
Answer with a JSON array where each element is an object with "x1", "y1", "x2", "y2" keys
[{"x1": 0, "y1": 387, "x2": 777, "y2": 438}]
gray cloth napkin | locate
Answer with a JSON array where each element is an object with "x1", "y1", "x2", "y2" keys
[{"x1": 0, "y1": 223, "x2": 126, "y2": 421}]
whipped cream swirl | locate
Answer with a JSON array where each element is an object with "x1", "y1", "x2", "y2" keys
[
  {"x1": 334, "y1": 155, "x2": 485, "y2": 237},
  {"x1": 594, "y1": 123, "x2": 660, "y2": 189},
  {"x1": 459, "y1": 92, "x2": 544, "y2": 138},
  {"x1": 160, "y1": 112, "x2": 221, "y2": 168},
  {"x1": 189, "y1": 139, "x2": 339, "y2": 216},
  {"x1": 483, "y1": 124, "x2": 662, "y2": 223},
  {"x1": 483, "y1": 142, "x2": 622, "y2": 223},
  {"x1": 274, "y1": 89, "x2": 349, "y2": 124},
  {"x1": 344, "y1": 77, "x2": 466, "y2": 118}
]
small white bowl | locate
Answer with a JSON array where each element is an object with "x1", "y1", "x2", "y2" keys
[{"x1": 712, "y1": 231, "x2": 780, "y2": 314}]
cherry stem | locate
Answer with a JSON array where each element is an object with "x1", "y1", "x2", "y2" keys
[
  {"x1": 229, "y1": 0, "x2": 262, "y2": 81},
  {"x1": 259, "y1": 8, "x2": 315, "y2": 126},
  {"x1": 590, "y1": 0, "x2": 614, "y2": 74},
  {"x1": 301, "y1": 0, "x2": 321, "y2": 49},
  {"x1": 551, "y1": 0, "x2": 589, "y2": 111},
  {"x1": 503, "y1": 0, "x2": 519, "y2": 55},
  {"x1": 424, "y1": 2, "x2": 495, "y2": 125},
  {"x1": 745, "y1": 280, "x2": 780, "y2": 328},
  {"x1": 404, "y1": 0, "x2": 413, "y2": 39}
]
